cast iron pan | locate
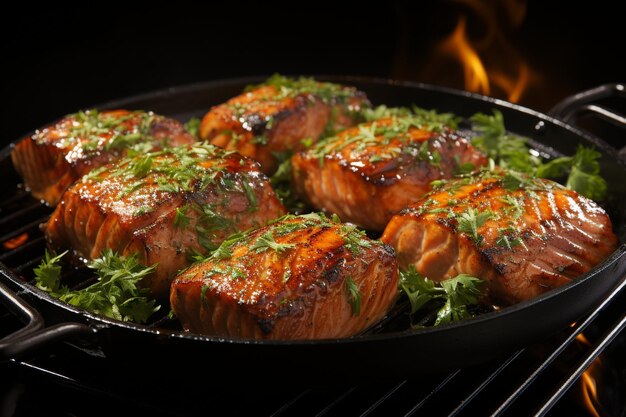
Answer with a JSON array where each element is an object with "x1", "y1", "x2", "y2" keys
[{"x1": 1, "y1": 77, "x2": 625, "y2": 382}]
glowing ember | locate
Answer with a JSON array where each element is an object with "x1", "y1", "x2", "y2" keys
[{"x1": 2, "y1": 233, "x2": 29, "y2": 250}]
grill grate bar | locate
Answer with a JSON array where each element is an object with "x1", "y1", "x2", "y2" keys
[
  {"x1": 270, "y1": 390, "x2": 311, "y2": 417},
  {"x1": 315, "y1": 387, "x2": 357, "y2": 417},
  {"x1": 0, "y1": 236, "x2": 45, "y2": 261},
  {"x1": 448, "y1": 349, "x2": 525, "y2": 417},
  {"x1": 0, "y1": 201, "x2": 45, "y2": 227},
  {"x1": 535, "y1": 313, "x2": 626, "y2": 417},
  {"x1": 0, "y1": 189, "x2": 30, "y2": 210},
  {"x1": 359, "y1": 380, "x2": 407, "y2": 417},
  {"x1": 404, "y1": 370, "x2": 461, "y2": 417},
  {"x1": 13, "y1": 256, "x2": 43, "y2": 274},
  {"x1": 0, "y1": 216, "x2": 49, "y2": 244},
  {"x1": 492, "y1": 275, "x2": 626, "y2": 416}
]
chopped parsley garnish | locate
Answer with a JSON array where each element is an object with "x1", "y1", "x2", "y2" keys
[
  {"x1": 362, "y1": 105, "x2": 461, "y2": 130},
  {"x1": 345, "y1": 277, "x2": 362, "y2": 316},
  {"x1": 45, "y1": 110, "x2": 163, "y2": 155},
  {"x1": 455, "y1": 208, "x2": 494, "y2": 244},
  {"x1": 249, "y1": 231, "x2": 296, "y2": 254},
  {"x1": 340, "y1": 223, "x2": 372, "y2": 255},
  {"x1": 308, "y1": 113, "x2": 455, "y2": 167},
  {"x1": 495, "y1": 227, "x2": 526, "y2": 250},
  {"x1": 399, "y1": 265, "x2": 483, "y2": 327},
  {"x1": 79, "y1": 142, "x2": 259, "y2": 257},
  {"x1": 174, "y1": 206, "x2": 191, "y2": 229},
  {"x1": 245, "y1": 74, "x2": 360, "y2": 104},
  {"x1": 34, "y1": 250, "x2": 160, "y2": 323}
]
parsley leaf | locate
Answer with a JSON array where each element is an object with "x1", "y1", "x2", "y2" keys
[
  {"x1": 399, "y1": 266, "x2": 483, "y2": 327},
  {"x1": 470, "y1": 110, "x2": 541, "y2": 173},
  {"x1": 34, "y1": 250, "x2": 68, "y2": 293},
  {"x1": 435, "y1": 274, "x2": 483, "y2": 325},
  {"x1": 537, "y1": 145, "x2": 607, "y2": 200},
  {"x1": 34, "y1": 250, "x2": 160, "y2": 323}
]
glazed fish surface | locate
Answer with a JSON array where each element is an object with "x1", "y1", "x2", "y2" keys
[
  {"x1": 381, "y1": 170, "x2": 618, "y2": 305},
  {"x1": 199, "y1": 75, "x2": 370, "y2": 174},
  {"x1": 171, "y1": 213, "x2": 398, "y2": 339},
  {"x1": 11, "y1": 110, "x2": 195, "y2": 205},
  {"x1": 45, "y1": 143, "x2": 286, "y2": 297},
  {"x1": 292, "y1": 115, "x2": 487, "y2": 231}
]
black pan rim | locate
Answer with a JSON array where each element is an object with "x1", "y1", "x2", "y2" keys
[{"x1": 1, "y1": 75, "x2": 625, "y2": 347}]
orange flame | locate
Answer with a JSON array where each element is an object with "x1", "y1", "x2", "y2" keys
[
  {"x1": 440, "y1": 17, "x2": 490, "y2": 96},
  {"x1": 581, "y1": 369, "x2": 601, "y2": 417},
  {"x1": 2, "y1": 233, "x2": 29, "y2": 250},
  {"x1": 436, "y1": 0, "x2": 533, "y2": 103},
  {"x1": 576, "y1": 333, "x2": 602, "y2": 417}
]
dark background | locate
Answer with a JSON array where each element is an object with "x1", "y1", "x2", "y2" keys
[{"x1": 2, "y1": 1, "x2": 624, "y2": 142}]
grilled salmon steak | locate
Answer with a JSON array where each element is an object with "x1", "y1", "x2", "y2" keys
[
  {"x1": 45, "y1": 143, "x2": 286, "y2": 297},
  {"x1": 11, "y1": 109, "x2": 195, "y2": 205},
  {"x1": 199, "y1": 75, "x2": 370, "y2": 174},
  {"x1": 171, "y1": 213, "x2": 398, "y2": 339},
  {"x1": 292, "y1": 115, "x2": 487, "y2": 231},
  {"x1": 381, "y1": 170, "x2": 618, "y2": 305}
]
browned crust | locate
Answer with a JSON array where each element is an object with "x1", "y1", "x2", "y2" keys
[
  {"x1": 292, "y1": 119, "x2": 487, "y2": 230},
  {"x1": 45, "y1": 146, "x2": 286, "y2": 298},
  {"x1": 171, "y1": 218, "x2": 399, "y2": 339},
  {"x1": 199, "y1": 85, "x2": 368, "y2": 174},
  {"x1": 11, "y1": 110, "x2": 195, "y2": 205},
  {"x1": 382, "y1": 175, "x2": 618, "y2": 304}
]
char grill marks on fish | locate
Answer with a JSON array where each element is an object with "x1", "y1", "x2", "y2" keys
[
  {"x1": 171, "y1": 213, "x2": 398, "y2": 339},
  {"x1": 199, "y1": 75, "x2": 370, "y2": 175},
  {"x1": 45, "y1": 143, "x2": 286, "y2": 298},
  {"x1": 292, "y1": 116, "x2": 488, "y2": 231},
  {"x1": 11, "y1": 109, "x2": 196, "y2": 205},
  {"x1": 381, "y1": 170, "x2": 618, "y2": 305}
]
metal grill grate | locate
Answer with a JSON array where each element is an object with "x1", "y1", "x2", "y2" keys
[{"x1": 1, "y1": 144, "x2": 625, "y2": 415}]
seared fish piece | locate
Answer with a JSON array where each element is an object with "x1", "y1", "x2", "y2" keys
[
  {"x1": 381, "y1": 170, "x2": 618, "y2": 305},
  {"x1": 45, "y1": 143, "x2": 286, "y2": 298},
  {"x1": 11, "y1": 109, "x2": 195, "y2": 205},
  {"x1": 171, "y1": 213, "x2": 398, "y2": 339},
  {"x1": 199, "y1": 75, "x2": 369, "y2": 174},
  {"x1": 292, "y1": 116, "x2": 487, "y2": 231}
]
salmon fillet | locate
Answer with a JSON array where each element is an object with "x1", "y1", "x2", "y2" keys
[
  {"x1": 292, "y1": 116, "x2": 487, "y2": 231},
  {"x1": 11, "y1": 109, "x2": 195, "y2": 206},
  {"x1": 171, "y1": 213, "x2": 398, "y2": 339},
  {"x1": 45, "y1": 143, "x2": 286, "y2": 298},
  {"x1": 381, "y1": 170, "x2": 618, "y2": 305},
  {"x1": 199, "y1": 75, "x2": 369, "y2": 174}
]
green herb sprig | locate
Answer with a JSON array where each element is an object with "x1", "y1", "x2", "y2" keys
[
  {"x1": 470, "y1": 110, "x2": 607, "y2": 200},
  {"x1": 399, "y1": 266, "x2": 483, "y2": 327},
  {"x1": 34, "y1": 250, "x2": 160, "y2": 323}
]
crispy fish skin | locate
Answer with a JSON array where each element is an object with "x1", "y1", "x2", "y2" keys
[
  {"x1": 381, "y1": 172, "x2": 618, "y2": 305},
  {"x1": 292, "y1": 117, "x2": 487, "y2": 231},
  {"x1": 11, "y1": 110, "x2": 195, "y2": 205},
  {"x1": 171, "y1": 214, "x2": 398, "y2": 339},
  {"x1": 199, "y1": 76, "x2": 369, "y2": 174},
  {"x1": 45, "y1": 143, "x2": 286, "y2": 298}
]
